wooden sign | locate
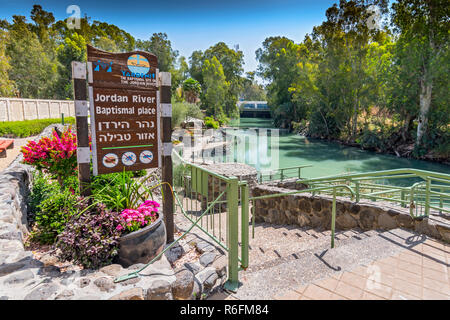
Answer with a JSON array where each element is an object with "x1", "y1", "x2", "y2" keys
[{"x1": 87, "y1": 45, "x2": 160, "y2": 175}]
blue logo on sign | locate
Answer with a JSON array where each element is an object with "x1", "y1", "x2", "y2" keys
[{"x1": 93, "y1": 60, "x2": 112, "y2": 72}]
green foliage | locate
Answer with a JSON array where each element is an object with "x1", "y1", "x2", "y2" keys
[
  {"x1": 172, "y1": 99, "x2": 204, "y2": 128},
  {"x1": 182, "y1": 78, "x2": 202, "y2": 103},
  {"x1": 136, "y1": 32, "x2": 178, "y2": 72},
  {"x1": 55, "y1": 32, "x2": 87, "y2": 99},
  {"x1": 56, "y1": 198, "x2": 123, "y2": 269},
  {"x1": 28, "y1": 171, "x2": 60, "y2": 218},
  {"x1": 0, "y1": 30, "x2": 16, "y2": 96},
  {"x1": 202, "y1": 56, "x2": 228, "y2": 118},
  {"x1": 6, "y1": 15, "x2": 58, "y2": 99},
  {"x1": 0, "y1": 117, "x2": 75, "y2": 138},
  {"x1": 92, "y1": 170, "x2": 159, "y2": 212},
  {"x1": 204, "y1": 116, "x2": 219, "y2": 129},
  {"x1": 30, "y1": 187, "x2": 78, "y2": 244}
]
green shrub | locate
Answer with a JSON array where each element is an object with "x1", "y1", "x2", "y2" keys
[
  {"x1": 30, "y1": 188, "x2": 78, "y2": 244},
  {"x1": 92, "y1": 170, "x2": 160, "y2": 212},
  {"x1": 172, "y1": 99, "x2": 204, "y2": 128},
  {"x1": 0, "y1": 118, "x2": 76, "y2": 138},
  {"x1": 56, "y1": 199, "x2": 123, "y2": 269},
  {"x1": 28, "y1": 171, "x2": 60, "y2": 218},
  {"x1": 204, "y1": 116, "x2": 219, "y2": 129}
]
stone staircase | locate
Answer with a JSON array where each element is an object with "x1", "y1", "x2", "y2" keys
[
  {"x1": 233, "y1": 226, "x2": 422, "y2": 300},
  {"x1": 244, "y1": 223, "x2": 381, "y2": 273}
]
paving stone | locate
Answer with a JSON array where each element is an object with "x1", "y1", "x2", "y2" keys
[
  {"x1": 24, "y1": 283, "x2": 59, "y2": 300},
  {"x1": 2, "y1": 269, "x2": 34, "y2": 285},
  {"x1": 109, "y1": 288, "x2": 145, "y2": 300},
  {"x1": 55, "y1": 290, "x2": 74, "y2": 300},
  {"x1": 196, "y1": 267, "x2": 218, "y2": 291},
  {"x1": 75, "y1": 295, "x2": 101, "y2": 300},
  {"x1": 164, "y1": 243, "x2": 184, "y2": 264},
  {"x1": 172, "y1": 268, "x2": 194, "y2": 300},
  {"x1": 146, "y1": 279, "x2": 173, "y2": 300},
  {"x1": 184, "y1": 262, "x2": 202, "y2": 275},
  {"x1": 211, "y1": 255, "x2": 227, "y2": 277},
  {"x1": 94, "y1": 277, "x2": 116, "y2": 292},
  {"x1": 196, "y1": 241, "x2": 216, "y2": 254},
  {"x1": 199, "y1": 252, "x2": 216, "y2": 267},
  {"x1": 0, "y1": 261, "x2": 26, "y2": 276},
  {"x1": 78, "y1": 277, "x2": 91, "y2": 288}
]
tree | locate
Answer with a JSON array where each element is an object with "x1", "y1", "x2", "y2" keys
[
  {"x1": 240, "y1": 72, "x2": 266, "y2": 101},
  {"x1": 55, "y1": 32, "x2": 87, "y2": 99},
  {"x1": 256, "y1": 36, "x2": 301, "y2": 128},
  {"x1": 201, "y1": 57, "x2": 228, "y2": 119},
  {"x1": 391, "y1": 0, "x2": 449, "y2": 149},
  {"x1": 204, "y1": 42, "x2": 244, "y2": 117},
  {"x1": 136, "y1": 32, "x2": 178, "y2": 72},
  {"x1": 182, "y1": 78, "x2": 201, "y2": 103},
  {"x1": 6, "y1": 15, "x2": 58, "y2": 98},
  {"x1": 0, "y1": 30, "x2": 16, "y2": 96},
  {"x1": 188, "y1": 50, "x2": 204, "y2": 83}
]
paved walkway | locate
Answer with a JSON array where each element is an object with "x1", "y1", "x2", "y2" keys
[
  {"x1": 0, "y1": 137, "x2": 36, "y2": 172},
  {"x1": 274, "y1": 238, "x2": 450, "y2": 300}
]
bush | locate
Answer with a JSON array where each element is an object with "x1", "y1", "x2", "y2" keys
[
  {"x1": 0, "y1": 118, "x2": 75, "y2": 138},
  {"x1": 92, "y1": 170, "x2": 160, "y2": 212},
  {"x1": 204, "y1": 116, "x2": 219, "y2": 129},
  {"x1": 30, "y1": 188, "x2": 78, "y2": 244},
  {"x1": 172, "y1": 100, "x2": 204, "y2": 128},
  {"x1": 21, "y1": 127, "x2": 78, "y2": 186},
  {"x1": 28, "y1": 171, "x2": 60, "y2": 218},
  {"x1": 56, "y1": 199, "x2": 123, "y2": 269}
]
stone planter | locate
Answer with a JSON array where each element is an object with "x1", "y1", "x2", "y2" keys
[{"x1": 115, "y1": 213, "x2": 166, "y2": 268}]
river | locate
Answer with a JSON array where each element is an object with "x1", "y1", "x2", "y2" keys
[{"x1": 200, "y1": 118, "x2": 450, "y2": 185}]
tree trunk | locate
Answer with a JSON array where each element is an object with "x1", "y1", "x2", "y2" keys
[
  {"x1": 402, "y1": 112, "x2": 412, "y2": 142},
  {"x1": 416, "y1": 76, "x2": 433, "y2": 147}
]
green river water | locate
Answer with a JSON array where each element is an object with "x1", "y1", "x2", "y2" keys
[{"x1": 204, "y1": 118, "x2": 450, "y2": 183}]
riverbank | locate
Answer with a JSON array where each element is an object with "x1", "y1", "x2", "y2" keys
[{"x1": 310, "y1": 135, "x2": 450, "y2": 166}]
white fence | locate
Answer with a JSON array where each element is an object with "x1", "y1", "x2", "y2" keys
[{"x1": 0, "y1": 97, "x2": 75, "y2": 122}]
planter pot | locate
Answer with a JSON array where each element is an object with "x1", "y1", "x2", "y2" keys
[{"x1": 115, "y1": 212, "x2": 166, "y2": 268}]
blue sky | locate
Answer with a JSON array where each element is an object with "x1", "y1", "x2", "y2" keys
[{"x1": 0, "y1": 0, "x2": 341, "y2": 77}]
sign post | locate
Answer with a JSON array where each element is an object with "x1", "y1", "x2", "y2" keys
[
  {"x1": 71, "y1": 45, "x2": 174, "y2": 243},
  {"x1": 159, "y1": 72, "x2": 174, "y2": 243},
  {"x1": 72, "y1": 61, "x2": 91, "y2": 197}
]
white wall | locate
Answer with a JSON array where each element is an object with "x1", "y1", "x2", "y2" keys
[{"x1": 0, "y1": 97, "x2": 75, "y2": 122}]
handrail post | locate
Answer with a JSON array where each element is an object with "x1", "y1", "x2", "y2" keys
[
  {"x1": 331, "y1": 188, "x2": 336, "y2": 249},
  {"x1": 298, "y1": 167, "x2": 301, "y2": 179},
  {"x1": 280, "y1": 169, "x2": 284, "y2": 182},
  {"x1": 241, "y1": 182, "x2": 249, "y2": 269},
  {"x1": 224, "y1": 176, "x2": 239, "y2": 292},
  {"x1": 440, "y1": 188, "x2": 443, "y2": 214},
  {"x1": 410, "y1": 187, "x2": 415, "y2": 217},
  {"x1": 401, "y1": 190, "x2": 406, "y2": 208},
  {"x1": 425, "y1": 178, "x2": 430, "y2": 217},
  {"x1": 355, "y1": 180, "x2": 360, "y2": 202}
]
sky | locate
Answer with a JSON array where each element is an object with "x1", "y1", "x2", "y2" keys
[{"x1": 0, "y1": 0, "x2": 342, "y2": 79}]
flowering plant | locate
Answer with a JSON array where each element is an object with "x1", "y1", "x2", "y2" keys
[
  {"x1": 117, "y1": 200, "x2": 160, "y2": 233},
  {"x1": 21, "y1": 128, "x2": 77, "y2": 186}
]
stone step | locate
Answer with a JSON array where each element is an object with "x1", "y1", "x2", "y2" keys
[{"x1": 235, "y1": 228, "x2": 421, "y2": 300}]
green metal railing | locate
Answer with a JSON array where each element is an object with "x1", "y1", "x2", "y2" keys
[
  {"x1": 171, "y1": 150, "x2": 248, "y2": 292},
  {"x1": 258, "y1": 165, "x2": 313, "y2": 183},
  {"x1": 296, "y1": 169, "x2": 450, "y2": 218},
  {"x1": 248, "y1": 184, "x2": 355, "y2": 249}
]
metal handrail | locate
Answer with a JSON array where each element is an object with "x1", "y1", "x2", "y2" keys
[{"x1": 297, "y1": 168, "x2": 450, "y2": 218}]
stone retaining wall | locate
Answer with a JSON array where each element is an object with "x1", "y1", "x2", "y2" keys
[
  {"x1": 0, "y1": 125, "x2": 228, "y2": 300},
  {"x1": 252, "y1": 185, "x2": 450, "y2": 243}
]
